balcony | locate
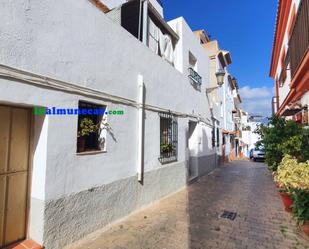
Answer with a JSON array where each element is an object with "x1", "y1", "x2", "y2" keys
[
  {"x1": 289, "y1": 0, "x2": 309, "y2": 77},
  {"x1": 188, "y1": 67, "x2": 202, "y2": 89}
]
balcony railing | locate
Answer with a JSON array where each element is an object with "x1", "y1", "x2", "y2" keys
[
  {"x1": 289, "y1": 0, "x2": 309, "y2": 77},
  {"x1": 188, "y1": 67, "x2": 202, "y2": 86}
]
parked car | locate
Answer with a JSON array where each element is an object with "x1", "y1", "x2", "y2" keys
[{"x1": 251, "y1": 148, "x2": 266, "y2": 161}]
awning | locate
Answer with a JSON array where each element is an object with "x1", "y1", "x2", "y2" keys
[{"x1": 281, "y1": 105, "x2": 302, "y2": 116}]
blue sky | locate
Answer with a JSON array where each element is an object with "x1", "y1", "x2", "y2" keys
[{"x1": 163, "y1": 0, "x2": 278, "y2": 117}]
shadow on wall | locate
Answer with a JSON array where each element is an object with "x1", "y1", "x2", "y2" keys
[{"x1": 187, "y1": 126, "x2": 216, "y2": 181}]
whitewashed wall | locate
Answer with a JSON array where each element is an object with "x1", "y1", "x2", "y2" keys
[
  {"x1": 0, "y1": 0, "x2": 214, "y2": 247},
  {"x1": 168, "y1": 17, "x2": 214, "y2": 157},
  {"x1": 0, "y1": 0, "x2": 214, "y2": 200},
  {"x1": 223, "y1": 75, "x2": 235, "y2": 132}
]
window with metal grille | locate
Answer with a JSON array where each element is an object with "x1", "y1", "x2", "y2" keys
[
  {"x1": 188, "y1": 51, "x2": 202, "y2": 90},
  {"x1": 216, "y1": 127, "x2": 220, "y2": 147},
  {"x1": 212, "y1": 127, "x2": 216, "y2": 148},
  {"x1": 77, "y1": 101, "x2": 105, "y2": 153},
  {"x1": 159, "y1": 112, "x2": 178, "y2": 164}
]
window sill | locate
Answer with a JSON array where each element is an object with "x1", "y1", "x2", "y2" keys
[
  {"x1": 160, "y1": 160, "x2": 178, "y2": 165},
  {"x1": 158, "y1": 156, "x2": 177, "y2": 165},
  {"x1": 76, "y1": 150, "x2": 106, "y2": 156}
]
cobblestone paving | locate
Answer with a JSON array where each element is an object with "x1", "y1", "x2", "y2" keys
[{"x1": 68, "y1": 161, "x2": 309, "y2": 249}]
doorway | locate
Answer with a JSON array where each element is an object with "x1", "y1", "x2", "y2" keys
[
  {"x1": 188, "y1": 121, "x2": 198, "y2": 181},
  {"x1": 0, "y1": 105, "x2": 32, "y2": 248}
]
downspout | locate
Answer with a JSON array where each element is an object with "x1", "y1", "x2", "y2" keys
[{"x1": 137, "y1": 74, "x2": 145, "y2": 183}]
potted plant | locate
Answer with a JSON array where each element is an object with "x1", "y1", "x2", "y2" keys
[
  {"x1": 160, "y1": 143, "x2": 175, "y2": 155},
  {"x1": 279, "y1": 189, "x2": 294, "y2": 212},
  {"x1": 292, "y1": 190, "x2": 309, "y2": 237},
  {"x1": 77, "y1": 117, "x2": 99, "y2": 152},
  {"x1": 275, "y1": 155, "x2": 309, "y2": 215},
  {"x1": 274, "y1": 155, "x2": 298, "y2": 212}
]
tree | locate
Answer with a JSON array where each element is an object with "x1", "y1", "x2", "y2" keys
[{"x1": 255, "y1": 116, "x2": 309, "y2": 171}]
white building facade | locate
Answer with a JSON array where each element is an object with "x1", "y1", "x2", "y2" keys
[
  {"x1": 168, "y1": 17, "x2": 217, "y2": 181},
  {"x1": 199, "y1": 38, "x2": 238, "y2": 162},
  {"x1": 239, "y1": 111, "x2": 262, "y2": 157},
  {"x1": 0, "y1": 1, "x2": 221, "y2": 248}
]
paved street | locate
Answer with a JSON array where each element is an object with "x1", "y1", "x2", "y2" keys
[{"x1": 68, "y1": 161, "x2": 309, "y2": 249}]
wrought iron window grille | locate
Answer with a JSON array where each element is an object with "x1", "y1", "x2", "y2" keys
[
  {"x1": 159, "y1": 112, "x2": 178, "y2": 164},
  {"x1": 212, "y1": 127, "x2": 216, "y2": 148},
  {"x1": 216, "y1": 127, "x2": 220, "y2": 147}
]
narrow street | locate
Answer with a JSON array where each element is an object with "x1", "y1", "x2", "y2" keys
[{"x1": 67, "y1": 161, "x2": 309, "y2": 249}]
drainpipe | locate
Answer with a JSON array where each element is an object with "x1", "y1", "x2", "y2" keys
[{"x1": 137, "y1": 74, "x2": 145, "y2": 183}]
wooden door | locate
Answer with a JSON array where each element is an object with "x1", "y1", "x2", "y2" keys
[{"x1": 0, "y1": 106, "x2": 31, "y2": 247}]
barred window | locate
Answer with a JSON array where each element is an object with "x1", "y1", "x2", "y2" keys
[
  {"x1": 212, "y1": 127, "x2": 216, "y2": 148},
  {"x1": 159, "y1": 112, "x2": 178, "y2": 164},
  {"x1": 216, "y1": 127, "x2": 220, "y2": 147}
]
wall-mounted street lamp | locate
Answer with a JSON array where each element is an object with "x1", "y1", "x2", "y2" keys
[
  {"x1": 215, "y1": 69, "x2": 225, "y2": 86},
  {"x1": 206, "y1": 69, "x2": 225, "y2": 93}
]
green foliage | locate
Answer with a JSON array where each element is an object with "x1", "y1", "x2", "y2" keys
[
  {"x1": 291, "y1": 190, "x2": 309, "y2": 224},
  {"x1": 274, "y1": 155, "x2": 309, "y2": 224},
  {"x1": 77, "y1": 118, "x2": 99, "y2": 137},
  {"x1": 257, "y1": 117, "x2": 309, "y2": 224},
  {"x1": 160, "y1": 143, "x2": 175, "y2": 154},
  {"x1": 255, "y1": 116, "x2": 309, "y2": 171}
]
